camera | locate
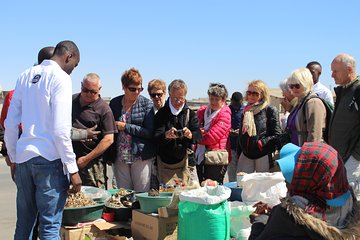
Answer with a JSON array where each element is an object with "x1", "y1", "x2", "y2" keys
[{"x1": 175, "y1": 129, "x2": 184, "y2": 137}]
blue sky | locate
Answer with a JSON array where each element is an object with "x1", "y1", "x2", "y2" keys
[{"x1": 1, "y1": 1, "x2": 359, "y2": 100}]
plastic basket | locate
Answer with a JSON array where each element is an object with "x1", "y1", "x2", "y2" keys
[{"x1": 135, "y1": 192, "x2": 172, "y2": 213}]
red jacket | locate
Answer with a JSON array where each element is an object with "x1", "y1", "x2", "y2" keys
[
  {"x1": 1, "y1": 90, "x2": 14, "y2": 129},
  {"x1": 196, "y1": 104, "x2": 231, "y2": 153}
]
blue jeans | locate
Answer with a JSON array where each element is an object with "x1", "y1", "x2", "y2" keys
[{"x1": 14, "y1": 156, "x2": 69, "y2": 240}]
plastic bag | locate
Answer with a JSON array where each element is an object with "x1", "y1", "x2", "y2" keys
[
  {"x1": 178, "y1": 200, "x2": 230, "y2": 240},
  {"x1": 229, "y1": 201, "x2": 255, "y2": 240},
  {"x1": 179, "y1": 185, "x2": 231, "y2": 205},
  {"x1": 241, "y1": 172, "x2": 287, "y2": 206},
  {"x1": 81, "y1": 186, "x2": 111, "y2": 202},
  {"x1": 178, "y1": 185, "x2": 231, "y2": 240}
]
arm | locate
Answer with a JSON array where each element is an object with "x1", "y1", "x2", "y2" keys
[
  {"x1": 4, "y1": 85, "x2": 21, "y2": 163},
  {"x1": 305, "y1": 98, "x2": 326, "y2": 142},
  {"x1": 50, "y1": 77, "x2": 79, "y2": 174},
  {"x1": 124, "y1": 103, "x2": 154, "y2": 139},
  {"x1": 188, "y1": 110, "x2": 202, "y2": 144},
  {"x1": 77, "y1": 133, "x2": 114, "y2": 168},
  {"x1": 260, "y1": 106, "x2": 282, "y2": 150},
  {"x1": 1, "y1": 90, "x2": 14, "y2": 129},
  {"x1": 71, "y1": 126, "x2": 101, "y2": 141}
]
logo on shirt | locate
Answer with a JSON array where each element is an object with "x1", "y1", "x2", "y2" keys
[{"x1": 31, "y1": 74, "x2": 41, "y2": 83}]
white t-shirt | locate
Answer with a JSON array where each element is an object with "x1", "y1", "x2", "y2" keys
[
  {"x1": 4, "y1": 60, "x2": 78, "y2": 174},
  {"x1": 313, "y1": 81, "x2": 334, "y2": 105}
]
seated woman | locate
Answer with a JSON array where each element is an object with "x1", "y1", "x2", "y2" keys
[
  {"x1": 237, "y1": 80, "x2": 281, "y2": 173},
  {"x1": 195, "y1": 83, "x2": 231, "y2": 184},
  {"x1": 286, "y1": 68, "x2": 327, "y2": 146},
  {"x1": 249, "y1": 142, "x2": 360, "y2": 240}
]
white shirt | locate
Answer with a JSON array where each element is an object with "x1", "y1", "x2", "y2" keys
[
  {"x1": 4, "y1": 60, "x2": 78, "y2": 174},
  {"x1": 313, "y1": 81, "x2": 334, "y2": 105}
]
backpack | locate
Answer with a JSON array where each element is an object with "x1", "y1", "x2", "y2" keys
[{"x1": 302, "y1": 95, "x2": 333, "y2": 143}]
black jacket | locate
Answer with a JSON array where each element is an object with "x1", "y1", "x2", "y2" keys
[
  {"x1": 154, "y1": 100, "x2": 202, "y2": 164},
  {"x1": 238, "y1": 105, "x2": 282, "y2": 159},
  {"x1": 249, "y1": 196, "x2": 360, "y2": 240}
]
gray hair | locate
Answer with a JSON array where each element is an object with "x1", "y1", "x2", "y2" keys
[
  {"x1": 335, "y1": 53, "x2": 356, "y2": 70},
  {"x1": 168, "y1": 79, "x2": 187, "y2": 95},
  {"x1": 279, "y1": 79, "x2": 290, "y2": 93},
  {"x1": 82, "y1": 73, "x2": 102, "y2": 88},
  {"x1": 208, "y1": 83, "x2": 228, "y2": 100}
]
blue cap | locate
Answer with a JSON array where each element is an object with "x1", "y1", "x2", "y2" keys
[{"x1": 276, "y1": 143, "x2": 301, "y2": 183}]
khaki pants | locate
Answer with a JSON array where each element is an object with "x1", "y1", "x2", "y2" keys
[{"x1": 157, "y1": 156, "x2": 191, "y2": 186}]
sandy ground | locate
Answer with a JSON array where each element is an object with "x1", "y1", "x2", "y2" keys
[
  {"x1": 0, "y1": 156, "x2": 16, "y2": 239},
  {"x1": 0, "y1": 157, "x2": 115, "y2": 239}
]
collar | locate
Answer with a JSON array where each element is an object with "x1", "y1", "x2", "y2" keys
[
  {"x1": 168, "y1": 98, "x2": 185, "y2": 116},
  {"x1": 340, "y1": 78, "x2": 359, "y2": 89},
  {"x1": 75, "y1": 93, "x2": 102, "y2": 108}
]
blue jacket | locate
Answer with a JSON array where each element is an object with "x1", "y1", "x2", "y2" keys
[{"x1": 104, "y1": 95, "x2": 155, "y2": 162}]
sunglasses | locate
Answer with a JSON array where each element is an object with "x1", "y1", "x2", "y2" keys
[
  {"x1": 128, "y1": 87, "x2": 144, "y2": 92},
  {"x1": 246, "y1": 91, "x2": 260, "y2": 97},
  {"x1": 171, "y1": 96, "x2": 186, "y2": 103},
  {"x1": 81, "y1": 83, "x2": 99, "y2": 95},
  {"x1": 150, "y1": 92, "x2": 163, "y2": 98},
  {"x1": 288, "y1": 84, "x2": 301, "y2": 89}
]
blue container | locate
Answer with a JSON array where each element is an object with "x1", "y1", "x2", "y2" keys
[{"x1": 223, "y1": 182, "x2": 242, "y2": 201}]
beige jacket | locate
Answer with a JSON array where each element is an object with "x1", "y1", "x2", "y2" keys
[{"x1": 295, "y1": 93, "x2": 326, "y2": 146}]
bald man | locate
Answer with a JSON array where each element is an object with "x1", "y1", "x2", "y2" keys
[
  {"x1": 328, "y1": 53, "x2": 360, "y2": 200},
  {"x1": 72, "y1": 73, "x2": 117, "y2": 188}
]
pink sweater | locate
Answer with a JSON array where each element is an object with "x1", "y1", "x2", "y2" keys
[{"x1": 196, "y1": 105, "x2": 231, "y2": 150}]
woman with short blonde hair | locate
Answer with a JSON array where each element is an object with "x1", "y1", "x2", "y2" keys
[{"x1": 286, "y1": 68, "x2": 327, "y2": 146}]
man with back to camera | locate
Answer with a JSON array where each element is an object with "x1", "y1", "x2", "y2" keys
[
  {"x1": 72, "y1": 73, "x2": 117, "y2": 189},
  {"x1": 1, "y1": 46, "x2": 55, "y2": 174},
  {"x1": 225, "y1": 91, "x2": 244, "y2": 182},
  {"x1": 306, "y1": 61, "x2": 334, "y2": 105},
  {"x1": 328, "y1": 53, "x2": 360, "y2": 200},
  {"x1": 4, "y1": 40, "x2": 82, "y2": 239}
]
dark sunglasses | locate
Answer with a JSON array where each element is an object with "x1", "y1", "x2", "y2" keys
[
  {"x1": 288, "y1": 84, "x2": 301, "y2": 89},
  {"x1": 246, "y1": 91, "x2": 260, "y2": 97},
  {"x1": 128, "y1": 87, "x2": 144, "y2": 92},
  {"x1": 81, "y1": 83, "x2": 99, "y2": 95},
  {"x1": 150, "y1": 92, "x2": 163, "y2": 98}
]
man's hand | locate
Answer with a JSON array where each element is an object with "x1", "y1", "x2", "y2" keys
[
  {"x1": 10, "y1": 162, "x2": 16, "y2": 182},
  {"x1": 165, "y1": 127, "x2": 178, "y2": 139},
  {"x1": 69, "y1": 172, "x2": 82, "y2": 193},
  {"x1": 77, "y1": 156, "x2": 90, "y2": 169},
  {"x1": 183, "y1": 127, "x2": 193, "y2": 139},
  {"x1": 86, "y1": 125, "x2": 101, "y2": 140},
  {"x1": 4, "y1": 155, "x2": 12, "y2": 166}
]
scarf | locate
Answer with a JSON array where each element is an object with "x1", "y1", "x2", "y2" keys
[
  {"x1": 242, "y1": 101, "x2": 267, "y2": 137},
  {"x1": 290, "y1": 142, "x2": 350, "y2": 211},
  {"x1": 195, "y1": 104, "x2": 222, "y2": 164},
  {"x1": 169, "y1": 99, "x2": 184, "y2": 116}
]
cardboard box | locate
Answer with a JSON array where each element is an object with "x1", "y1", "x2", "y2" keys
[
  {"x1": 131, "y1": 210, "x2": 178, "y2": 240},
  {"x1": 60, "y1": 222, "x2": 130, "y2": 240},
  {"x1": 60, "y1": 226, "x2": 92, "y2": 240}
]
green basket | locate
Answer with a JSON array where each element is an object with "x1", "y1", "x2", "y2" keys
[
  {"x1": 107, "y1": 189, "x2": 119, "y2": 196},
  {"x1": 135, "y1": 192, "x2": 173, "y2": 213},
  {"x1": 62, "y1": 202, "x2": 105, "y2": 226}
]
